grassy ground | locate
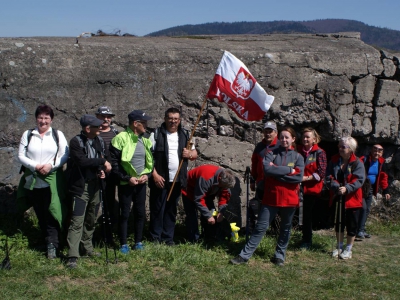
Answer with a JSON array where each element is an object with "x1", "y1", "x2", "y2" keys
[{"x1": 1, "y1": 215, "x2": 399, "y2": 300}]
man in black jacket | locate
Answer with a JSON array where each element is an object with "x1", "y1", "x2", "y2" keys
[
  {"x1": 149, "y1": 107, "x2": 197, "y2": 245},
  {"x1": 66, "y1": 114, "x2": 111, "y2": 268}
]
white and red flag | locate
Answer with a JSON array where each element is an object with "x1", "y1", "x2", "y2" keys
[{"x1": 207, "y1": 51, "x2": 274, "y2": 121}]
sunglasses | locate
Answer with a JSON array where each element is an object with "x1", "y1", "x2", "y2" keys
[
  {"x1": 373, "y1": 147, "x2": 383, "y2": 152},
  {"x1": 90, "y1": 125, "x2": 100, "y2": 129},
  {"x1": 338, "y1": 145, "x2": 350, "y2": 149}
]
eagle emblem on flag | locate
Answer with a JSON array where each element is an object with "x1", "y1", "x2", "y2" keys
[{"x1": 231, "y1": 67, "x2": 255, "y2": 99}]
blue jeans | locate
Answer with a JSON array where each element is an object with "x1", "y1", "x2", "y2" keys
[
  {"x1": 239, "y1": 205, "x2": 296, "y2": 262},
  {"x1": 182, "y1": 195, "x2": 200, "y2": 242},
  {"x1": 358, "y1": 187, "x2": 373, "y2": 234}
]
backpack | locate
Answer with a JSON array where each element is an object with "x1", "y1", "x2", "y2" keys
[{"x1": 19, "y1": 128, "x2": 60, "y2": 174}]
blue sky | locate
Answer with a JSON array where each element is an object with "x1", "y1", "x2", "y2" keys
[{"x1": 1, "y1": 0, "x2": 399, "y2": 37}]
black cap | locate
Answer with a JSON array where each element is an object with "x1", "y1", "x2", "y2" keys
[
  {"x1": 80, "y1": 114, "x2": 104, "y2": 127},
  {"x1": 96, "y1": 106, "x2": 115, "y2": 116},
  {"x1": 128, "y1": 110, "x2": 152, "y2": 122}
]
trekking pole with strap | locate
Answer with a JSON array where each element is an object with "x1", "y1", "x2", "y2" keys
[
  {"x1": 332, "y1": 196, "x2": 339, "y2": 256},
  {"x1": 99, "y1": 176, "x2": 118, "y2": 264},
  {"x1": 245, "y1": 166, "x2": 251, "y2": 242}
]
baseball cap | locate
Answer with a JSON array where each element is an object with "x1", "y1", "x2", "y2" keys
[
  {"x1": 80, "y1": 114, "x2": 104, "y2": 127},
  {"x1": 96, "y1": 106, "x2": 115, "y2": 116},
  {"x1": 264, "y1": 121, "x2": 277, "y2": 131},
  {"x1": 128, "y1": 110, "x2": 152, "y2": 122}
]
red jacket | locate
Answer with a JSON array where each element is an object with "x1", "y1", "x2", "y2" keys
[
  {"x1": 182, "y1": 164, "x2": 231, "y2": 219},
  {"x1": 359, "y1": 155, "x2": 389, "y2": 196},
  {"x1": 326, "y1": 153, "x2": 365, "y2": 209},
  {"x1": 297, "y1": 144, "x2": 327, "y2": 196},
  {"x1": 251, "y1": 137, "x2": 279, "y2": 189},
  {"x1": 262, "y1": 147, "x2": 304, "y2": 207}
]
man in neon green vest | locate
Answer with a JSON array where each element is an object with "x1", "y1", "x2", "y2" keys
[{"x1": 110, "y1": 110, "x2": 154, "y2": 253}]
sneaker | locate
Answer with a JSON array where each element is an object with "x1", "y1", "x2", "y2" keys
[
  {"x1": 299, "y1": 242, "x2": 312, "y2": 250},
  {"x1": 339, "y1": 249, "x2": 352, "y2": 260},
  {"x1": 120, "y1": 244, "x2": 130, "y2": 254},
  {"x1": 66, "y1": 257, "x2": 78, "y2": 269},
  {"x1": 230, "y1": 255, "x2": 248, "y2": 265},
  {"x1": 332, "y1": 248, "x2": 342, "y2": 258},
  {"x1": 47, "y1": 243, "x2": 57, "y2": 259},
  {"x1": 356, "y1": 232, "x2": 365, "y2": 240},
  {"x1": 364, "y1": 232, "x2": 371, "y2": 238},
  {"x1": 134, "y1": 242, "x2": 144, "y2": 250},
  {"x1": 271, "y1": 257, "x2": 284, "y2": 266}
]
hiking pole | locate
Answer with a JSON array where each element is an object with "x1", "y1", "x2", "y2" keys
[
  {"x1": 102, "y1": 182, "x2": 118, "y2": 264},
  {"x1": 332, "y1": 197, "x2": 339, "y2": 257},
  {"x1": 245, "y1": 166, "x2": 251, "y2": 242},
  {"x1": 98, "y1": 177, "x2": 110, "y2": 264},
  {"x1": 1, "y1": 237, "x2": 11, "y2": 270},
  {"x1": 338, "y1": 189, "x2": 343, "y2": 261},
  {"x1": 99, "y1": 175, "x2": 118, "y2": 264}
]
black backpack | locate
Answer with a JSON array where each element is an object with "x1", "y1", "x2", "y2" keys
[{"x1": 19, "y1": 128, "x2": 60, "y2": 174}]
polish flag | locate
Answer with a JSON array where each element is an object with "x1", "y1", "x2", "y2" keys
[{"x1": 207, "y1": 51, "x2": 274, "y2": 121}]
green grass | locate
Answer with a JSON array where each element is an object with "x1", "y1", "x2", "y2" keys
[{"x1": 1, "y1": 215, "x2": 400, "y2": 300}]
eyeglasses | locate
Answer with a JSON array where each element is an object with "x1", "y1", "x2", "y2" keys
[
  {"x1": 338, "y1": 145, "x2": 350, "y2": 149},
  {"x1": 373, "y1": 146, "x2": 383, "y2": 152},
  {"x1": 37, "y1": 117, "x2": 52, "y2": 121}
]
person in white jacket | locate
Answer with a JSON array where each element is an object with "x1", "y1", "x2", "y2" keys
[{"x1": 18, "y1": 104, "x2": 69, "y2": 259}]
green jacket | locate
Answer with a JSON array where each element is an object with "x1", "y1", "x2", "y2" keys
[
  {"x1": 16, "y1": 168, "x2": 67, "y2": 228},
  {"x1": 111, "y1": 127, "x2": 154, "y2": 185}
]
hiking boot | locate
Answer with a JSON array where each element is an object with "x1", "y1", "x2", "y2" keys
[
  {"x1": 271, "y1": 257, "x2": 284, "y2": 266},
  {"x1": 87, "y1": 252, "x2": 101, "y2": 258},
  {"x1": 230, "y1": 255, "x2": 248, "y2": 265},
  {"x1": 134, "y1": 242, "x2": 144, "y2": 250},
  {"x1": 299, "y1": 242, "x2": 312, "y2": 250},
  {"x1": 47, "y1": 243, "x2": 57, "y2": 259},
  {"x1": 364, "y1": 232, "x2": 371, "y2": 238},
  {"x1": 66, "y1": 257, "x2": 78, "y2": 269},
  {"x1": 332, "y1": 248, "x2": 342, "y2": 258},
  {"x1": 120, "y1": 244, "x2": 130, "y2": 254},
  {"x1": 339, "y1": 249, "x2": 352, "y2": 260}
]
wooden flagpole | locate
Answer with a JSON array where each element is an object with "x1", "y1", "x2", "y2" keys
[{"x1": 166, "y1": 96, "x2": 209, "y2": 201}]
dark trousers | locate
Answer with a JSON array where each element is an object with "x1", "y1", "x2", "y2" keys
[
  {"x1": 28, "y1": 187, "x2": 60, "y2": 248},
  {"x1": 301, "y1": 194, "x2": 318, "y2": 243},
  {"x1": 118, "y1": 183, "x2": 146, "y2": 245},
  {"x1": 357, "y1": 187, "x2": 373, "y2": 234},
  {"x1": 333, "y1": 198, "x2": 360, "y2": 236},
  {"x1": 104, "y1": 177, "x2": 118, "y2": 226},
  {"x1": 149, "y1": 183, "x2": 181, "y2": 244}
]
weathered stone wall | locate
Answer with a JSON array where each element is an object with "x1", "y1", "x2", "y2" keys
[{"x1": 1, "y1": 34, "x2": 399, "y2": 225}]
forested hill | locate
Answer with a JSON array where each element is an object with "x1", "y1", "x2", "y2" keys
[{"x1": 146, "y1": 19, "x2": 400, "y2": 51}]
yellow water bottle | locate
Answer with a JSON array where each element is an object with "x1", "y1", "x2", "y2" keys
[{"x1": 230, "y1": 223, "x2": 240, "y2": 242}]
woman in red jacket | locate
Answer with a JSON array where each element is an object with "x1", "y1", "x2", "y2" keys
[
  {"x1": 326, "y1": 136, "x2": 365, "y2": 260},
  {"x1": 230, "y1": 127, "x2": 304, "y2": 266},
  {"x1": 298, "y1": 128, "x2": 327, "y2": 250}
]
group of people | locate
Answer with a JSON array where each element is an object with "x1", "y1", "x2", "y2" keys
[
  {"x1": 17, "y1": 105, "x2": 235, "y2": 268},
  {"x1": 16, "y1": 104, "x2": 390, "y2": 269},
  {"x1": 230, "y1": 121, "x2": 390, "y2": 266}
]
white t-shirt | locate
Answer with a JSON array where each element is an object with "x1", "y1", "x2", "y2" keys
[{"x1": 167, "y1": 132, "x2": 180, "y2": 182}]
